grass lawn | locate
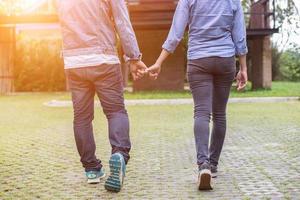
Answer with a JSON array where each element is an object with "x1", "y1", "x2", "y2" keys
[
  {"x1": 0, "y1": 93, "x2": 299, "y2": 199},
  {"x1": 229, "y1": 81, "x2": 300, "y2": 97},
  {"x1": 124, "y1": 81, "x2": 300, "y2": 99},
  {"x1": 20, "y1": 81, "x2": 298, "y2": 100}
]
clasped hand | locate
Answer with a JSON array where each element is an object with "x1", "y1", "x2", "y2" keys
[{"x1": 129, "y1": 60, "x2": 161, "y2": 81}]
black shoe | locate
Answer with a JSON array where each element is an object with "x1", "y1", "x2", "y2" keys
[
  {"x1": 198, "y1": 163, "x2": 213, "y2": 190},
  {"x1": 210, "y1": 164, "x2": 218, "y2": 178}
]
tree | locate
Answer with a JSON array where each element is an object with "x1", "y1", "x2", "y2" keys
[
  {"x1": 279, "y1": 46, "x2": 300, "y2": 81},
  {"x1": 272, "y1": 0, "x2": 300, "y2": 80},
  {"x1": 241, "y1": 0, "x2": 299, "y2": 49}
]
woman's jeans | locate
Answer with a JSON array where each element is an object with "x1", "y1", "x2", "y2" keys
[
  {"x1": 187, "y1": 56, "x2": 236, "y2": 167},
  {"x1": 65, "y1": 64, "x2": 131, "y2": 172}
]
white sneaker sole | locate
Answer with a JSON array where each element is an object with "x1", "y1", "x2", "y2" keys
[
  {"x1": 87, "y1": 173, "x2": 106, "y2": 184},
  {"x1": 198, "y1": 169, "x2": 213, "y2": 190}
]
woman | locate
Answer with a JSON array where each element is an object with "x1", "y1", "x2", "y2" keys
[{"x1": 147, "y1": 0, "x2": 248, "y2": 190}]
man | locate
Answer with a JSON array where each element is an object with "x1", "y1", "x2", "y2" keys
[{"x1": 56, "y1": 0, "x2": 147, "y2": 192}]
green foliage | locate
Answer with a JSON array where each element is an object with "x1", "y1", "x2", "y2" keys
[
  {"x1": 276, "y1": 0, "x2": 299, "y2": 29},
  {"x1": 273, "y1": 0, "x2": 300, "y2": 50},
  {"x1": 241, "y1": 0, "x2": 252, "y2": 24},
  {"x1": 14, "y1": 34, "x2": 66, "y2": 92},
  {"x1": 51, "y1": 81, "x2": 300, "y2": 100},
  {"x1": 272, "y1": 45, "x2": 283, "y2": 80},
  {"x1": 279, "y1": 48, "x2": 300, "y2": 81}
]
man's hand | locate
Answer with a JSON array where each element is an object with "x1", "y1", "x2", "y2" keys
[
  {"x1": 146, "y1": 63, "x2": 162, "y2": 80},
  {"x1": 236, "y1": 70, "x2": 248, "y2": 91},
  {"x1": 130, "y1": 60, "x2": 148, "y2": 81}
]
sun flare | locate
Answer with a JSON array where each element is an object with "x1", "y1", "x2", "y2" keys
[{"x1": 20, "y1": 0, "x2": 40, "y2": 10}]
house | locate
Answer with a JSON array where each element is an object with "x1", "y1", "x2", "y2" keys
[{"x1": 0, "y1": 0, "x2": 278, "y2": 93}]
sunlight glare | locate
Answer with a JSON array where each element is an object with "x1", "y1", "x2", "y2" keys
[{"x1": 21, "y1": 0, "x2": 40, "y2": 9}]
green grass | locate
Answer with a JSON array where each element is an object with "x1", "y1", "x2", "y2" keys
[
  {"x1": 47, "y1": 81, "x2": 300, "y2": 100},
  {"x1": 230, "y1": 81, "x2": 300, "y2": 97},
  {"x1": 134, "y1": 81, "x2": 300, "y2": 99},
  {"x1": 3, "y1": 81, "x2": 298, "y2": 100},
  {"x1": 0, "y1": 93, "x2": 299, "y2": 199},
  {"x1": 124, "y1": 81, "x2": 300, "y2": 99}
]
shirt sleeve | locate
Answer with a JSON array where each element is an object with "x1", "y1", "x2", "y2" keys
[
  {"x1": 109, "y1": 0, "x2": 142, "y2": 62},
  {"x1": 232, "y1": 0, "x2": 248, "y2": 56},
  {"x1": 162, "y1": 0, "x2": 190, "y2": 53}
]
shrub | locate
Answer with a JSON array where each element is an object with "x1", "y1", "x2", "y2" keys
[
  {"x1": 279, "y1": 49, "x2": 300, "y2": 81},
  {"x1": 14, "y1": 34, "x2": 66, "y2": 91}
]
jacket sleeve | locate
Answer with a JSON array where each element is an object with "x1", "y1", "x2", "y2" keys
[
  {"x1": 162, "y1": 0, "x2": 190, "y2": 53},
  {"x1": 109, "y1": 0, "x2": 142, "y2": 62},
  {"x1": 232, "y1": 0, "x2": 248, "y2": 56}
]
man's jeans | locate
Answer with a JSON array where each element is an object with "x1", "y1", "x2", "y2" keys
[
  {"x1": 187, "y1": 56, "x2": 236, "y2": 167},
  {"x1": 65, "y1": 64, "x2": 131, "y2": 172}
]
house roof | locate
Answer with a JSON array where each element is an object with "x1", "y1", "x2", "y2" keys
[{"x1": 1, "y1": 0, "x2": 278, "y2": 37}]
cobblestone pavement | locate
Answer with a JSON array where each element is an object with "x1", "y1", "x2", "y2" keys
[{"x1": 0, "y1": 95, "x2": 299, "y2": 199}]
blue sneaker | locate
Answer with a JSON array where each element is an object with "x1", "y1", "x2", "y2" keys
[
  {"x1": 104, "y1": 153, "x2": 126, "y2": 192},
  {"x1": 86, "y1": 168, "x2": 105, "y2": 184}
]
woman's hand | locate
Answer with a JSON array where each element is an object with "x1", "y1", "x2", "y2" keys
[
  {"x1": 146, "y1": 62, "x2": 162, "y2": 80},
  {"x1": 236, "y1": 54, "x2": 248, "y2": 91},
  {"x1": 146, "y1": 49, "x2": 170, "y2": 80},
  {"x1": 236, "y1": 70, "x2": 248, "y2": 91}
]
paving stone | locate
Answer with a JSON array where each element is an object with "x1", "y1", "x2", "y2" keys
[{"x1": 0, "y1": 98, "x2": 299, "y2": 199}]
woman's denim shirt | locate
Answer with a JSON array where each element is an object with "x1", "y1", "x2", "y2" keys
[{"x1": 163, "y1": 0, "x2": 248, "y2": 59}]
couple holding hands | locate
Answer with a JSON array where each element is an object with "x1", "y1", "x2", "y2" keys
[{"x1": 57, "y1": 0, "x2": 248, "y2": 192}]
